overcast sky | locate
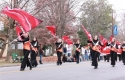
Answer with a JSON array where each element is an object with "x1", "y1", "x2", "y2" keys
[
  {"x1": 108, "y1": 0, "x2": 125, "y2": 10},
  {"x1": 108, "y1": 0, "x2": 125, "y2": 24}
]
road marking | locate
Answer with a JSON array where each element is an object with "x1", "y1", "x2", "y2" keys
[
  {"x1": 0, "y1": 63, "x2": 85, "y2": 74},
  {"x1": 0, "y1": 61, "x2": 114, "y2": 74}
]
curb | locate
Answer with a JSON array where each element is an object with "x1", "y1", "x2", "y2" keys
[
  {"x1": 0, "y1": 62, "x2": 56, "y2": 68},
  {"x1": 0, "y1": 65, "x2": 20, "y2": 68}
]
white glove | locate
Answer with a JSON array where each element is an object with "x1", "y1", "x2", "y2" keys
[{"x1": 14, "y1": 39, "x2": 17, "y2": 42}]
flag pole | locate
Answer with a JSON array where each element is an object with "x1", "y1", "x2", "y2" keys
[{"x1": 9, "y1": 24, "x2": 25, "y2": 44}]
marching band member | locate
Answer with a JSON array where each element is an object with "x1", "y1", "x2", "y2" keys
[
  {"x1": 109, "y1": 38, "x2": 118, "y2": 67},
  {"x1": 117, "y1": 45, "x2": 122, "y2": 61},
  {"x1": 102, "y1": 46, "x2": 109, "y2": 62},
  {"x1": 74, "y1": 40, "x2": 81, "y2": 64},
  {"x1": 87, "y1": 35, "x2": 102, "y2": 69},
  {"x1": 55, "y1": 39, "x2": 63, "y2": 65},
  {"x1": 31, "y1": 37, "x2": 39, "y2": 67},
  {"x1": 106, "y1": 41, "x2": 111, "y2": 62},
  {"x1": 15, "y1": 32, "x2": 32, "y2": 71},
  {"x1": 121, "y1": 41, "x2": 125, "y2": 65}
]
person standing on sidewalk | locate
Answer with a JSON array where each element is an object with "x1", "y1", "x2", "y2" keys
[
  {"x1": 67, "y1": 45, "x2": 72, "y2": 57},
  {"x1": 81, "y1": 46, "x2": 85, "y2": 61},
  {"x1": 63, "y1": 45, "x2": 67, "y2": 55},
  {"x1": 39, "y1": 45, "x2": 44, "y2": 64},
  {"x1": 84, "y1": 47, "x2": 89, "y2": 61}
]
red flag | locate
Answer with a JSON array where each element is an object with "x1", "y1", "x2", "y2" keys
[
  {"x1": 101, "y1": 49, "x2": 122, "y2": 54},
  {"x1": 66, "y1": 39, "x2": 73, "y2": 45},
  {"x1": 62, "y1": 36, "x2": 70, "y2": 41},
  {"x1": 15, "y1": 26, "x2": 22, "y2": 40},
  {"x1": 98, "y1": 34, "x2": 108, "y2": 46},
  {"x1": 46, "y1": 26, "x2": 56, "y2": 36},
  {"x1": 2, "y1": 7, "x2": 30, "y2": 32},
  {"x1": 2, "y1": 7, "x2": 42, "y2": 32},
  {"x1": 109, "y1": 35, "x2": 114, "y2": 42},
  {"x1": 116, "y1": 41, "x2": 121, "y2": 45},
  {"x1": 81, "y1": 25, "x2": 92, "y2": 41},
  {"x1": 12, "y1": 8, "x2": 42, "y2": 29},
  {"x1": 98, "y1": 34, "x2": 108, "y2": 51},
  {"x1": 101, "y1": 49, "x2": 110, "y2": 54},
  {"x1": 62, "y1": 36, "x2": 73, "y2": 45}
]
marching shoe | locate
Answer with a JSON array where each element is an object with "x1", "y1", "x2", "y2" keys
[
  {"x1": 20, "y1": 68, "x2": 24, "y2": 71},
  {"x1": 60, "y1": 62, "x2": 62, "y2": 65},
  {"x1": 30, "y1": 65, "x2": 32, "y2": 70},
  {"x1": 94, "y1": 67, "x2": 98, "y2": 69},
  {"x1": 30, "y1": 67, "x2": 32, "y2": 70},
  {"x1": 57, "y1": 63, "x2": 59, "y2": 66}
]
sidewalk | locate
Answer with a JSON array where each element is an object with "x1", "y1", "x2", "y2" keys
[
  {"x1": 0, "y1": 56, "x2": 57, "y2": 67},
  {"x1": 0, "y1": 58, "x2": 20, "y2": 67},
  {"x1": 0, "y1": 62, "x2": 20, "y2": 67}
]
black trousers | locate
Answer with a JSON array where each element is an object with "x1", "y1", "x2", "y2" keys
[
  {"x1": 117, "y1": 54, "x2": 122, "y2": 61},
  {"x1": 92, "y1": 50, "x2": 99, "y2": 67},
  {"x1": 21, "y1": 49, "x2": 32, "y2": 69},
  {"x1": 90, "y1": 49, "x2": 93, "y2": 60},
  {"x1": 122, "y1": 51, "x2": 125, "y2": 64},
  {"x1": 110, "y1": 51, "x2": 117, "y2": 66},
  {"x1": 57, "y1": 51, "x2": 62, "y2": 64},
  {"x1": 31, "y1": 50, "x2": 38, "y2": 67},
  {"x1": 62, "y1": 55, "x2": 67, "y2": 62},
  {"x1": 104, "y1": 55, "x2": 106, "y2": 61},
  {"x1": 75, "y1": 51, "x2": 80, "y2": 63},
  {"x1": 98, "y1": 54, "x2": 100, "y2": 61},
  {"x1": 106, "y1": 54, "x2": 110, "y2": 62}
]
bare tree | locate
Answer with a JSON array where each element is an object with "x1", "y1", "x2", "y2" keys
[
  {"x1": 115, "y1": 13, "x2": 125, "y2": 42},
  {"x1": 30, "y1": 0, "x2": 80, "y2": 55},
  {"x1": 0, "y1": 0, "x2": 45, "y2": 60}
]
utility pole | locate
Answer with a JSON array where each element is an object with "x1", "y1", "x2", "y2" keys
[{"x1": 112, "y1": 9, "x2": 114, "y2": 37}]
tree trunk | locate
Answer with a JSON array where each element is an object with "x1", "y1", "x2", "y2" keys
[
  {"x1": 6, "y1": 28, "x2": 14, "y2": 62},
  {"x1": 0, "y1": 40, "x2": 7, "y2": 58},
  {"x1": 52, "y1": 43, "x2": 55, "y2": 55},
  {"x1": 15, "y1": 42, "x2": 18, "y2": 53}
]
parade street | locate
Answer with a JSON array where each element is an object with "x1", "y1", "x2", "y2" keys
[{"x1": 0, "y1": 61, "x2": 125, "y2": 80}]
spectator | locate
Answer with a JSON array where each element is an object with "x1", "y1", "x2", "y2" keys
[
  {"x1": 87, "y1": 47, "x2": 91, "y2": 60},
  {"x1": 39, "y1": 45, "x2": 44, "y2": 64},
  {"x1": 82, "y1": 46, "x2": 85, "y2": 61},
  {"x1": 70, "y1": 56, "x2": 75, "y2": 62},
  {"x1": 63, "y1": 45, "x2": 67, "y2": 55},
  {"x1": 100, "y1": 53, "x2": 103, "y2": 60},
  {"x1": 67, "y1": 55, "x2": 71, "y2": 62},
  {"x1": 84, "y1": 47, "x2": 89, "y2": 61},
  {"x1": 62, "y1": 54, "x2": 67, "y2": 63},
  {"x1": 67, "y1": 45, "x2": 72, "y2": 57}
]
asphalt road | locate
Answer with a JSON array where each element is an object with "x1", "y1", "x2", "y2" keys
[{"x1": 0, "y1": 61, "x2": 125, "y2": 80}]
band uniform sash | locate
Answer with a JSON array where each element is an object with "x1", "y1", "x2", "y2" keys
[
  {"x1": 32, "y1": 47, "x2": 38, "y2": 52},
  {"x1": 57, "y1": 48, "x2": 63, "y2": 52},
  {"x1": 23, "y1": 41, "x2": 30, "y2": 50},
  {"x1": 122, "y1": 48, "x2": 125, "y2": 51},
  {"x1": 76, "y1": 48, "x2": 80, "y2": 52},
  {"x1": 111, "y1": 47, "x2": 117, "y2": 52}
]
